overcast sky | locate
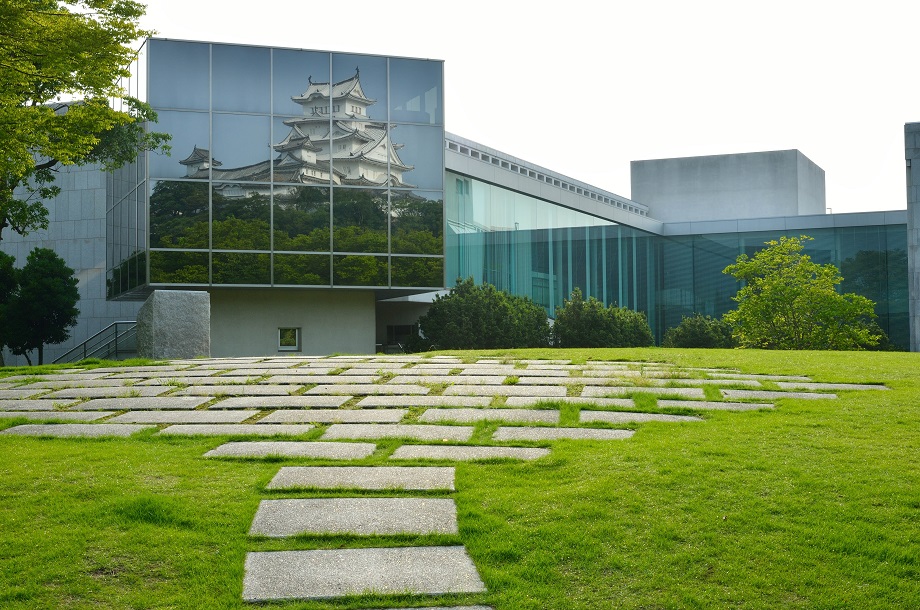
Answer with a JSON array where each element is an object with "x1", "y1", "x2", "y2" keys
[{"x1": 142, "y1": 0, "x2": 919, "y2": 214}]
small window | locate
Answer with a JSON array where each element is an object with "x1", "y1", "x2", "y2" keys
[{"x1": 278, "y1": 328, "x2": 301, "y2": 351}]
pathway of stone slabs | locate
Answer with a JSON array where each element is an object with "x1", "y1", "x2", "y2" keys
[{"x1": 0, "y1": 356, "x2": 888, "y2": 607}]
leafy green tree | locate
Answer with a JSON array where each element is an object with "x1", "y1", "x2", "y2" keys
[
  {"x1": 417, "y1": 277, "x2": 550, "y2": 349},
  {"x1": 723, "y1": 235, "x2": 881, "y2": 350},
  {"x1": 552, "y1": 288, "x2": 654, "y2": 347},
  {"x1": 0, "y1": 0, "x2": 170, "y2": 242},
  {"x1": 0, "y1": 251, "x2": 18, "y2": 365},
  {"x1": 4, "y1": 248, "x2": 80, "y2": 365},
  {"x1": 662, "y1": 313, "x2": 735, "y2": 348}
]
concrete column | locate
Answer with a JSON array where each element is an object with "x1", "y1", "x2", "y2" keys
[{"x1": 906, "y1": 123, "x2": 920, "y2": 351}]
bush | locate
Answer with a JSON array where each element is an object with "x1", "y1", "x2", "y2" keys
[
  {"x1": 552, "y1": 288, "x2": 654, "y2": 348},
  {"x1": 417, "y1": 277, "x2": 550, "y2": 349},
  {"x1": 662, "y1": 313, "x2": 735, "y2": 348}
]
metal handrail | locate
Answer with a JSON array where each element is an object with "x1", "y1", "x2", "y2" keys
[{"x1": 52, "y1": 321, "x2": 138, "y2": 364}]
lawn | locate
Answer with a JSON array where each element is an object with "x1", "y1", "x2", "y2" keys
[{"x1": 1, "y1": 348, "x2": 918, "y2": 609}]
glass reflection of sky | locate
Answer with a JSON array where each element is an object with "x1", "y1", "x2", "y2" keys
[
  {"x1": 390, "y1": 58, "x2": 442, "y2": 125},
  {"x1": 213, "y1": 44, "x2": 270, "y2": 113},
  {"x1": 331, "y1": 53, "x2": 387, "y2": 121},
  {"x1": 148, "y1": 40, "x2": 209, "y2": 110},
  {"x1": 273, "y1": 49, "x2": 330, "y2": 116}
]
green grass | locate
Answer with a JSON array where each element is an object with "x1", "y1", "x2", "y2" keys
[{"x1": 2, "y1": 348, "x2": 920, "y2": 608}]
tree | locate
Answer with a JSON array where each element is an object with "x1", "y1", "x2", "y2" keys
[
  {"x1": 0, "y1": 0, "x2": 170, "y2": 242},
  {"x1": 722, "y1": 235, "x2": 881, "y2": 350},
  {"x1": 4, "y1": 248, "x2": 80, "y2": 365},
  {"x1": 662, "y1": 313, "x2": 735, "y2": 348},
  {"x1": 0, "y1": 251, "x2": 18, "y2": 365},
  {"x1": 552, "y1": 288, "x2": 654, "y2": 348},
  {"x1": 417, "y1": 277, "x2": 550, "y2": 349}
]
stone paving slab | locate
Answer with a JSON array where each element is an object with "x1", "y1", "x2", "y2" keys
[
  {"x1": 266, "y1": 466, "x2": 455, "y2": 490},
  {"x1": 0, "y1": 423, "x2": 154, "y2": 437},
  {"x1": 340, "y1": 362, "x2": 409, "y2": 371},
  {"x1": 361, "y1": 395, "x2": 491, "y2": 408},
  {"x1": 514, "y1": 376, "x2": 616, "y2": 385},
  {"x1": 389, "y1": 375, "x2": 505, "y2": 385},
  {"x1": 580, "y1": 410, "x2": 703, "y2": 424},
  {"x1": 209, "y1": 395, "x2": 350, "y2": 409},
  {"x1": 708, "y1": 373, "x2": 811, "y2": 381},
  {"x1": 158, "y1": 424, "x2": 314, "y2": 436},
  {"x1": 204, "y1": 441, "x2": 375, "y2": 459},
  {"x1": 259, "y1": 409, "x2": 407, "y2": 423},
  {"x1": 1, "y1": 373, "x2": 112, "y2": 383},
  {"x1": 322, "y1": 424, "x2": 474, "y2": 442},
  {"x1": 407, "y1": 363, "x2": 463, "y2": 371},
  {"x1": 242, "y1": 546, "x2": 485, "y2": 601},
  {"x1": 419, "y1": 408, "x2": 560, "y2": 424},
  {"x1": 42, "y1": 386, "x2": 172, "y2": 399},
  {"x1": 305, "y1": 384, "x2": 429, "y2": 395},
  {"x1": 0, "y1": 399, "x2": 80, "y2": 410},
  {"x1": 176, "y1": 385, "x2": 299, "y2": 396},
  {"x1": 278, "y1": 375, "x2": 379, "y2": 384},
  {"x1": 0, "y1": 411, "x2": 115, "y2": 421},
  {"x1": 0, "y1": 388, "x2": 49, "y2": 399},
  {"x1": 443, "y1": 385, "x2": 567, "y2": 397},
  {"x1": 234, "y1": 368, "x2": 338, "y2": 376},
  {"x1": 108, "y1": 410, "x2": 259, "y2": 424},
  {"x1": 390, "y1": 445, "x2": 549, "y2": 461},
  {"x1": 22, "y1": 379, "x2": 134, "y2": 389},
  {"x1": 134, "y1": 376, "x2": 257, "y2": 386},
  {"x1": 641, "y1": 378, "x2": 763, "y2": 387},
  {"x1": 106, "y1": 369, "x2": 221, "y2": 379},
  {"x1": 581, "y1": 386, "x2": 706, "y2": 398},
  {"x1": 504, "y1": 396, "x2": 634, "y2": 408},
  {"x1": 458, "y1": 366, "x2": 518, "y2": 375},
  {"x1": 78, "y1": 396, "x2": 214, "y2": 410},
  {"x1": 776, "y1": 382, "x2": 888, "y2": 391},
  {"x1": 249, "y1": 498, "x2": 458, "y2": 536},
  {"x1": 83, "y1": 366, "x2": 188, "y2": 374},
  {"x1": 492, "y1": 427, "x2": 635, "y2": 441},
  {"x1": 657, "y1": 400, "x2": 775, "y2": 411},
  {"x1": 512, "y1": 369, "x2": 573, "y2": 377},
  {"x1": 721, "y1": 389, "x2": 837, "y2": 400}
]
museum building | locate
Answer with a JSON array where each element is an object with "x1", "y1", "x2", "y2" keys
[{"x1": 1, "y1": 39, "x2": 913, "y2": 362}]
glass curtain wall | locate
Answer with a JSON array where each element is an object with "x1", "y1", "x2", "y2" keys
[{"x1": 107, "y1": 40, "x2": 445, "y2": 297}]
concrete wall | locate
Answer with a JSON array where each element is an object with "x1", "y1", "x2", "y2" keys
[
  {"x1": 1, "y1": 164, "x2": 142, "y2": 365},
  {"x1": 631, "y1": 150, "x2": 826, "y2": 223},
  {"x1": 209, "y1": 288, "x2": 376, "y2": 357},
  {"x1": 906, "y1": 123, "x2": 920, "y2": 351}
]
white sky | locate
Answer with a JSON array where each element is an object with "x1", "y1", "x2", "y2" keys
[{"x1": 142, "y1": 0, "x2": 919, "y2": 214}]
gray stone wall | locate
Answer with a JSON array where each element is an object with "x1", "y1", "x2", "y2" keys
[
  {"x1": 137, "y1": 290, "x2": 210, "y2": 359},
  {"x1": 905, "y1": 123, "x2": 920, "y2": 351}
]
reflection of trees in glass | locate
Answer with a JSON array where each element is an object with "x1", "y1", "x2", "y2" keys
[
  {"x1": 149, "y1": 181, "x2": 209, "y2": 248},
  {"x1": 213, "y1": 190, "x2": 270, "y2": 250},
  {"x1": 841, "y1": 249, "x2": 909, "y2": 308},
  {"x1": 212, "y1": 252, "x2": 270, "y2": 284},
  {"x1": 333, "y1": 189, "x2": 388, "y2": 253},
  {"x1": 150, "y1": 251, "x2": 208, "y2": 284},
  {"x1": 333, "y1": 255, "x2": 387, "y2": 286},
  {"x1": 274, "y1": 254, "x2": 330, "y2": 285},
  {"x1": 106, "y1": 251, "x2": 147, "y2": 298},
  {"x1": 391, "y1": 257, "x2": 443, "y2": 287},
  {"x1": 274, "y1": 187, "x2": 330, "y2": 251},
  {"x1": 391, "y1": 196, "x2": 443, "y2": 255}
]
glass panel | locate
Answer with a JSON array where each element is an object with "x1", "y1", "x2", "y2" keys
[
  {"x1": 149, "y1": 111, "x2": 210, "y2": 179},
  {"x1": 273, "y1": 49, "x2": 330, "y2": 116},
  {"x1": 333, "y1": 254, "x2": 388, "y2": 286},
  {"x1": 273, "y1": 186, "x2": 330, "y2": 252},
  {"x1": 212, "y1": 187, "x2": 270, "y2": 251},
  {"x1": 332, "y1": 53, "x2": 387, "y2": 121},
  {"x1": 148, "y1": 40, "x2": 209, "y2": 110},
  {"x1": 391, "y1": 256, "x2": 443, "y2": 288},
  {"x1": 330, "y1": 120, "x2": 393, "y2": 187},
  {"x1": 390, "y1": 192, "x2": 443, "y2": 255},
  {"x1": 212, "y1": 114, "x2": 271, "y2": 182},
  {"x1": 332, "y1": 188, "x2": 388, "y2": 253},
  {"x1": 274, "y1": 253, "x2": 331, "y2": 286},
  {"x1": 388, "y1": 124, "x2": 443, "y2": 190},
  {"x1": 149, "y1": 181, "x2": 209, "y2": 249},
  {"x1": 390, "y1": 58, "x2": 443, "y2": 125},
  {"x1": 212, "y1": 44, "x2": 270, "y2": 113},
  {"x1": 272, "y1": 116, "x2": 332, "y2": 185},
  {"x1": 212, "y1": 252, "x2": 270, "y2": 284},
  {"x1": 149, "y1": 250, "x2": 209, "y2": 284},
  {"x1": 106, "y1": 269, "x2": 118, "y2": 299}
]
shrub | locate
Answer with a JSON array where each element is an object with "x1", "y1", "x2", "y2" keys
[
  {"x1": 552, "y1": 288, "x2": 654, "y2": 348},
  {"x1": 662, "y1": 313, "x2": 735, "y2": 348}
]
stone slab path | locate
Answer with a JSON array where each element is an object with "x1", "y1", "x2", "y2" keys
[
  {"x1": 266, "y1": 466, "x2": 455, "y2": 490},
  {"x1": 158, "y1": 424, "x2": 315, "y2": 436},
  {"x1": 204, "y1": 441, "x2": 376, "y2": 459}
]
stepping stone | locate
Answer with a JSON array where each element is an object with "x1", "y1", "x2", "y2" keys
[
  {"x1": 158, "y1": 424, "x2": 313, "y2": 436},
  {"x1": 259, "y1": 409, "x2": 407, "y2": 423},
  {"x1": 249, "y1": 498, "x2": 458, "y2": 536},
  {"x1": 177, "y1": 385, "x2": 297, "y2": 396},
  {"x1": 0, "y1": 388, "x2": 49, "y2": 399},
  {"x1": 408, "y1": 364, "x2": 463, "y2": 372},
  {"x1": 638, "y1": 378, "x2": 762, "y2": 387},
  {"x1": 580, "y1": 410, "x2": 703, "y2": 423},
  {"x1": 0, "y1": 411, "x2": 115, "y2": 421},
  {"x1": 266, "y1": 466, "x2": 455, "y2": 490},
  {"x1": 356, "y1": 396, "x2": 491, "y2": 408},
  {"x1": 390, "y1": 445, "x2": 549, "y2": 461},
  {"x1": 81, "y1": 366, "x2": 187, "y2": 374},
  {"x1": 340, "y1": 362, "x2": 409, "y2": 371},
  {"x1": 322, "y1": 424, "x2": 474, "y2": 442},
  {"x1": 24, "y1": 379, "x2": 134, "y2": 389},
  {"x1": 581, "y1": 386, "x2": 705, "y2": 398},
  {"x1": 514, "y1": 376, "x2": 613, "y2": 385},
  {"x1": 458, "y1": 366, "x2": 518, "y2": 375},
  {"x1": 204, "y1": 441, "x2": 375, "y2": 459},
  {"x1": 658, "y1": 400, "x2": 774, "y2": 411},
  {"x1": 776, "y1": 382, "x2": 887, "y2": 391},
  {"x1": 42, "y1": 386, "x2": 172, "y2": 399},
  {"x1": 492, "y1": 427, "x2": 634, "y2": 441},
  {"x1": 0, "y1": 423, "x2": 154, "y2": 437},
  {"x1": 209, "y1": 395, "x2": 349, "y2": 409},
  {"x1": 2, "y1": 373, "x2": 111, "y2": 382},
  {"x1": 276, "y1": 375, "x2": 379, "y2": 384},
  {"x1": 108, "y1": 410, "x2": 258, "y2": 424},
  {"x1": 512, "y1": 368, "x2": 572, "y2": 377},
  {"x1": 419, "y1": 408, "x2": 559, "y2": 424},
  {"x1": 305, "y1": 384, "x2": 429, "y2": 395},
  {"x1": 106, "y1": 369, "x2": 219, "y2": 379},
  {"x1": 443, "y1": 385, "x2": 567, "y2": 397},
  {"x1": 79, "y1": 396, "x2": 213, "y2": 410},
  {"x1": 720, "y1": 389, "x2": 836, "y2": 400},
  {"x1": 242, "y1": 546, "x2": 485, "y2": 601},
  {"x1": 505, "y1": 396, "x2": 634, "y2": 408},
  {"x1": 0, "y1": 399, "x2": 80, "y2": 411},
  {"x1": 389, "y1": 375, "x2": 506, "y2": 385},
  {"x1": 133, "y1": 376, "x2": 256, "y2": 386},
  {"x1": 708, "y1": 373, "x2": 811, "y2": 381},
  {"x1": 243, "y1": 368, "x2": 337, "y2": 377}
]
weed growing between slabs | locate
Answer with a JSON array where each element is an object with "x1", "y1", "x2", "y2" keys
[{"x1": 1, "y1": 348, "x2": 919, "y2": 608}]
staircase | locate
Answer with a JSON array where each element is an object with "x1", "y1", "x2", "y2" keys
[{"x1": 53, "y1": 321, "x2": 138, "y2": 364}]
